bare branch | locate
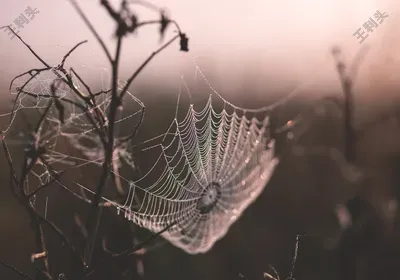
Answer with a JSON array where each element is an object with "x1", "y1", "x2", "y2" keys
[
  {"x1": 120, "y1": 106, "x2": 145, "y2": 144},
  {"x1": 0, "y1": 131, "x2": 20, "y2": 187},
  {"x1": 36, "y1": 208, "x2": 86, "y2": 270},
  {"x1": 0, "y1": 26, "x2": 50, "y2": 67},
  {"x1": 113, "y1": 221, "x2": 177, "y2": 258},
  {"x1": 34, "y1": 102, "x2": 53, "y2": 134},
  {"x1": 93, "y1": 88, "x2": 112, "y2": 96},
  {"x1": 67, "y1": 0, "x2": 113, "y2": 63},
  {"x1": 332, "y1": 46, "x2": 356, "y2": 163},
  {"x1": 0, "y1": 259, "x2": 33, "y2": 280},
  {"x1": 2, "y1": 1, "x2": 188, "y2": 277},
  {"x1": 120, "y1": 34, "x2": 179, "y2": 99},
  {"x1": 69, "y1": 68, "x2": 108, "y2": 125},
  {"x1": 27, "y1": 170, "x2": 65, "y2": 198},
  {"x1": 5, "y1": 69, "x2": 46, "y2": 133},
  {"x1": 84, "y1": 34, "x2": 124, "y2": 268},
  {"x1": 100, "y1": 0, "x2": 121, "y2": 22},
  {"x1": 59, "y1": 40, "x2": 88, "y2": 69}
]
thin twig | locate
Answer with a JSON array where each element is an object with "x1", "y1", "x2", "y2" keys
[
  {"x1": 84, "y1": 33, "x2": 124, "y2": 268},
  {"x1": 67, "y1": 0, "x2": 112, "y2": 63},
  {"x1": 288, "y1": 235, "x2": 300, "y2": 279},
  {"x1": 120, "y1": 34, "x2": 179, "y2": 99},
  {"x1": 0, "y1": 131, "x2": 20, "y2": 186},
  {"x1": 113, "y1": 221, "x2": 177, "y2": 258},
  {"x1": 27, "y1": 170, "x2": 65, "y2": 198},
  {"x1": 2, "y1": 1, "x2": 187, "y2": 277},
  {"x1": 69, "y1": 67, "x2": 107, "y2": 125},
  {"x1": 35, "y1": 208, "x2": 86, "y2": 269},
  {"x1": 120, "y1": 106, "x2": 145, "y2": 144},
  {"x1": 59, "y1": 40, "x2": 88, "y2": 69},
  {"x1": 6, "y1": 69, "x2": 45, "y2": 133},
  {"x1": 0, "y1": 26, "x2": 50, "y2": 67},
  {"x1": 0, "y1": 259, "x2": 34, "y2": 280}
]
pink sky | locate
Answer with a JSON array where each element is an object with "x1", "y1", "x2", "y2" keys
[{"x1": 0, "y1": 0, "x2": 399, "y2": 106}]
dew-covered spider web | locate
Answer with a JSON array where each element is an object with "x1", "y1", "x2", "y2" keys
[
  {"x1": 107, "y1": 93, "x2": 280, "y2": 254},
  {"x1": 70, "y1": 62, "x2": 309, "y2": 254},
  {"x1": 1, "y1": 51, "x2": 317, "y2": 254}
]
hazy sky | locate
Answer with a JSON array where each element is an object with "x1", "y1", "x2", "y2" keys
[{"x1": 0, "y1": 0, "x2": 399, "y2": 105}]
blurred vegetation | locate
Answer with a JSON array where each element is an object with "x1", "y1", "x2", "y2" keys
[{"x1": 1, "y1": 82, "x2": 400, "y2": 279}]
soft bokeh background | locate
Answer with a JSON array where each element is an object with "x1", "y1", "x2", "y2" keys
[{"x1": 1, "y1": 1, "x2": 400, "y2": 279}]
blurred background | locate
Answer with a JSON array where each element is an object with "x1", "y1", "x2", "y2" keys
[{"x1": 1, "y1": 0, "x2": 400, "y2": 279}]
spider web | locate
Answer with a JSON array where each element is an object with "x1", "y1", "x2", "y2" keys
[
  {"x1": 106, "y1": 94, "x2": 279, "y2": 254},
  {"x1": 1, "y1": 54, "x2": 315, "y2": 254},
  {"x1": 1, "y1": 50, "x2": 143, "y2": 196},
  {"x1": 87, "y1": 63, "x2": 302, "y2": 254}
]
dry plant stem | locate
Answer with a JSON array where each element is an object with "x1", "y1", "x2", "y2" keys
[
  {"x1": 69, "y1": 68, "x2": 107, "y2": 124},
  {"x1": 288, "y1": 235, "x2": 300, "y2": 279},
  {"x1": 333, "y1": 45, "x2": 368, "y2": 164},
  {"x1": 2, "y1": 11, "x2": 103, "y2": 279},
  {"x1": 12, "y1": 29, "x2": 104, "y2": 123},
  {"x1": 27, "y1": 171, "x2": 65, "y2": 198},
  {"x1": 34, "y1": 103, "x2": 53, "y2": 134},
  {"x1": 7, "y1": 70, "x2": 45, "y2": 131},
  {"x1": 266, "y1": 265, "x2": 280, "y2": 280},
  {"x1": 263, "y1": 272, "x2": 278, "y2": 280},
  {"x1": 110, "y1": 152, "x2": 125, "y2": 195},
  {"x1": 80, "y1": 0, "x2": 181, "y2": 267},
  {"x1": 1, "y1": 132, "x2": 19, "y2": 187},
  {"x1": 6, "y1": 29, "x2": 107, "y2": 147},
  {"x1": 120, "y1": 106, "x2": 145, "y2": 144},
  {"x1": 9, "y1": 68, "x2": 50, "y2": 89},
  {"x1": 17, "y1": 89, "x2": 102, "y2": 136},
  {"x1": 3, "y1": 27, "x2": 107, "y2": 148},
  {"x1": 119, "y1": 34, "x2": 179, "y2": 100},
  {"x1": 39, "y1": 155, "x2": 94, "y2": 208},
  {"x1": 0, "y1": 135, "x2": 51, "y2": 279},
  {"x1": 0, "y1": 26, "x2": 50, "y2": 68},
  {"x1": 342, "y1": 74, "x2": 355, "y2": 163},
  {"x1": 33, "y1": 157, "x2": 86, "y2": 272},
  {"x1": 34, "y1": 205, "x2": 85, "y2": 270},
  {"x1": 24, "y1": 200, "x2": 51, "y2": 280},
  {"x1": 2, "y1": 115, "x2": 85, "y2": 276},
  {"x1": 113, "y1": 221, "x2": 177, "y2": 258},
  {"x1": 84, "y1": 34, "x2": 123, "y2": 268},
  {"x1": 59, "y1": 40, "x2": 88, "y2": 68},
  {"x1": 0, "y1": 259, "x2": 34, "y2": 280},
  {"x1": 68, "y1": 0, "x2": 112, "y2": 63},
  {"x1": 2, "y1": 0, "x2": 186, "y2": 276}
]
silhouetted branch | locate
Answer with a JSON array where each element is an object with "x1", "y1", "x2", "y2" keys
[
  {"x1": 119, "y1": 34, "x2": 180, "y2": 100},
  {"x1": 113, "y1": 221, "x2": 177, "y2": 258},
  {"x1": 83, "y1": 32, "x2": 124, "y2": 270},
  {"x1": 332, "y1": 45, "x2": 369, "y2": 164},
  {"x1": 0, "y1": 26, "x2": 50, "y2": 67},
  {"x1": 0, "y1": 259, "x2": 34, "y2": 280},
  {"x1": 27, "y1": 170, "x2": 65, "y2": 199},
  {"x1": 59, "y1": 40, "x2": 88, "y2": 69},
  {"x1": 2, "y1": 0, "x2": 188, "y2": 278},
  {"x1": 120, "y1": 106, "x2": 145, "y2": 144},
  {"x1": 68, "y1": 0, "x2": 112, "y2": 63}
]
